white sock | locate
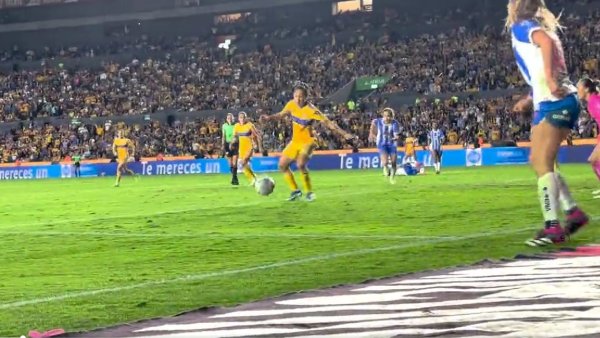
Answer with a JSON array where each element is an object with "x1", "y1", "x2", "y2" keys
[
  {"x1": 555, "y1": 172, "x2": 577, "y2": 212},
  {"x1": 383, "y1": 166, "x2": 388, "y2": 176},
  {"x1": 538, "y1": 173, "x2": 560, "y2": 223}
]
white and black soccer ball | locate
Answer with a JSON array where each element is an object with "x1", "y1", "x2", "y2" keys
[{"x1": 255, "y1": 177, "x2": 275, "y2": 196}]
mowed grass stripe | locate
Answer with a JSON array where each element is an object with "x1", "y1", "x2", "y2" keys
[{"x1": 0, "y1": 222, "x2": 546, "y2": 311}]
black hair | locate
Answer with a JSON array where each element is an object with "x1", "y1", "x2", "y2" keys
[
  {"x1": 580, "y1": 78, "x2": 599, "y2": 94},
  {"x1": 293, "y1": 82, "x2": 309, "y2": 96}
]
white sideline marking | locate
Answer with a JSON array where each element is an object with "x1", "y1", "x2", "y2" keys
[
  {"x1": 0, "y1": 231, "x2": 452, "y2": 240},
  {"x1": 0, "y1": 225, "x2": 543, "y2": 310}
]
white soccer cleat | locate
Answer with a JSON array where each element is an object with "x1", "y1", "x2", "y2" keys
[{"x1": 389, "y1": 175, "x2": 396, "y2": 185}]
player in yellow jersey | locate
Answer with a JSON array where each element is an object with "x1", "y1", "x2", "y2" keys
[
  {"x1": 261, "y1": 83, "x2": 355, "y2": 201},
  {"x1": 112, "y1": 130, "x2": 135, "y2": 187},
  {"x1": 232, "y1": 112, "x2": 263, "y2": 186},
  {"x1": 403, "y1": 133, "x2": 418, "y2": 165}
]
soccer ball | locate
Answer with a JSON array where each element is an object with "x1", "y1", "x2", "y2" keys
[{"x1": 255, "y1": 177, "x2": 275, "y2": 196}]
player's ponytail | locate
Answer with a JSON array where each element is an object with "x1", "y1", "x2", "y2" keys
[
  {"x1": 505, "y1": 0, "x2": 562, "y2": 33},
  {"x1": 579, "y1": 78, "x2": 599, "y2": 94}
]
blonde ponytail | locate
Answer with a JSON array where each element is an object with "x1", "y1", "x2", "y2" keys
[{"x1": 505, "y1": 0, "x2": 563, "y2": 33}]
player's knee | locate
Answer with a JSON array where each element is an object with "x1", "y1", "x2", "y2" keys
[
  {"x1": 530, "y1": 153, "x2": 553, "y2": 176},
  {"x1": 297, "y1": 163, "x2": 308, "y2": 172}
]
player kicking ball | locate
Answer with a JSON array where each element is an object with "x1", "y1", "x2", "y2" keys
[{"x1": 369, "y1": 108, "x2": 400, "y2": 184}]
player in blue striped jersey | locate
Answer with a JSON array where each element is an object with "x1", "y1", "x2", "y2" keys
[
  {"x1": 369, "y1": 108, "x2": 400, "y2": 184},
  {"x1": 428, "y1": 122, "x2": 444, "y2": 174}
]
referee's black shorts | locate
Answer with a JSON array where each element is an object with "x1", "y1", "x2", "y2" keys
[{"x1": 224, "y1": 142, "x2": 238, "y2": 157}]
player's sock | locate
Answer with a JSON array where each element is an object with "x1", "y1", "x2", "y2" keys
[
  {"x1": 555, "y1": 171, "x2": 577, "y2": 213},
  {"x1": 243, "y1": 166, "x2": 256, "y2": 183},
  {"x1": 284, "y1": 169, "x2": 299, "y2": 191},
  {"x1": 537, "y1": 172, "x2": 560, "y2": 227},
  {"x1": 383, "y1": 166, "x2": 388, "y2": 177},
  {"x1": 301, "y1": 171, "x2": 312, "y2": 192},
  {"x1": 593, "y1": 162, "x2": 600, "y2": 181},
  {"x1": 390, "y1": 163, "x2": 397, "y2": 183}
]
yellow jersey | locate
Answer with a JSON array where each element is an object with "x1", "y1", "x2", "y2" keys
[
  {"x1": 283, "y1": 100, "x2": 327, "y2": 144},
  {"x1": 113, "y1": 137, "x2": 132, "y2": 162},
  {"x1": 405, "y1": 137, "x2": 416, "y2": 155},
  {"x1": 233, "y1": 122, "x2": 255, "y2": 154}
]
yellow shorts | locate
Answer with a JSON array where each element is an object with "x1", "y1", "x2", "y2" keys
[
  {"x1": 239, "y1": 145, "x2": 253, "y2": 160},
  {"x1": 117, "y1": 156, "x2": 128, "y2": 165},
  {"x1": 282, "y1": 142, "x2": 316, "y2": 160}
]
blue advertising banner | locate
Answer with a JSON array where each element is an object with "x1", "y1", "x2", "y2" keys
[{"x1": 0, "y1": 145, "x2": 594, "y2": 181}]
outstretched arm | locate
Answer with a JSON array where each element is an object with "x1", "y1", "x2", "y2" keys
[{"x1": 260, "y1": 109, "x2": 290, "y2": 123}]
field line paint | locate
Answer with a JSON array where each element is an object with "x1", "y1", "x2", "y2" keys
[
  {"x1": 0, "y1": 220, "x2": 579, "y2": 311},
  {"x1": 0, "y1": 231, "x2": 453, "y2": 240},
  {"x1": 3, "y1": 179, "x2": 534, "y2": 230}
]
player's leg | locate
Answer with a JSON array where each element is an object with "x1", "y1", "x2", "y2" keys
[
  {"x1": 280, "y1": 143, "x2": 301, "y2": 201},
  {"x1": 526, "y1": 121, "x2": 567, "y2": 246},
  {"x1": 297, "y1": 143, "x2": 317, "y2": 201},
  {"x1": 389, "y1": 147, "x2": 398, "y2": 184},
  {"x1": 378, "y1": 147, "x2": 390, "y2": 177},
  {"x1": 527, "y1": 97, "x2": 585, "y2": 245},
  {"x1": 226, "y1": 143, "x2": 238, "y2": 185},
  {"x1": 437, "y1": 150, "x2": 443, "y2": 173},
  {"x1": 115, "y1": 162, "x2": 123, "y2": 187},
  {"x1": 124, "y1": 162, "x2": 135, "y2": 176},
  {"x1": 431, "y1": 150, "x2": 440, "y2": 174},
  {"x1": 241, "y1": 150, "x2": 256, "y2": 185},
  {"x1": 590, "y1": 143, "x2": 600, "y2": 197},
  {"x1": 593, "y1": 162, "x2": 600, "y2": 198},
  {"x1": 231, "y1": 152, "x2": 239, "y2": 185}
]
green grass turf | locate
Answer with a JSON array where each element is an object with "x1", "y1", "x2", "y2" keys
[{"x1": 0, "y1": 165, "x2": 599, "y2": 336}]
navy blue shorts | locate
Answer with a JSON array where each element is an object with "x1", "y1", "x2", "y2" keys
[
  {"x1": 533, "y1": 94, "x2": 581, "y2": 129},
  {"x1": 378, "y1": 144, "x2": 397, "y2": 156}
]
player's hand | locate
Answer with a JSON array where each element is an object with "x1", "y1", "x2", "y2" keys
[
  {"x1": 548, "y1": 78, "x2": 567, "y2": 98},
  {"x1": 513, "y1": 97, "x2": 533, "y2": 114},
  {"x1": 259, "y1": 114, "x2": 270, "y2": 123}
]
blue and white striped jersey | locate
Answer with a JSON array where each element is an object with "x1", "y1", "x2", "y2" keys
[
  {"x1": 374, "y1": 118, "x2": 400, "y2": 147},
  {"x1": 428, "y1": 129, "x2": 444, "y2": 150}
]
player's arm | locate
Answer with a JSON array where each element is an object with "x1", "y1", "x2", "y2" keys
[
  {"x1": 250, "y1": 124, "x2": 264, "y2": 153},
  {"x1": 112, "y1": 140, "x2": 117, "y2": 156},
  {"x1": 231, "y1": 127, "x2": 239, "y2": 147},
  {"x1": 513, "y1": 92, "x2": 533, "y2": 114},
  {"x1": 260, "y1": 108, "x2": 291, "y2": 122},
  {"x1": 221, "y1": 125, "x2": 226, "y2": 147},
  {"x1": 128, "y1": 139, "x2": 136, "y2": 155},
  {"x1": 532, "y1": 30, "x2": 565, "y2": 97},
  {"x1": 368, "y1": 120, "x2": 377, "y2": 143},
  {"x1": 392, "y1": 121, "x2": 401, "y2": 141}
]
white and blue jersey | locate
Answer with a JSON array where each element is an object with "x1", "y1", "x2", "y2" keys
[
  {"x1": 428, "y1": 129, "x2": 444, "y2": 151},
  {"x1": 511, "y1": 19, "x2": 580, "y2": 128},
  {"x1": 374, "y1": 118, "x2": 400, "y2": 155}
]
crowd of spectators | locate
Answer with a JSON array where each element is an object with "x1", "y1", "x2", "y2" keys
[
  {"x1": 1, "y1": 6, "x2": 600, "y2": 122},
  {"x1": 2, "y1": 94, "x2": 597, "y2": 163}
]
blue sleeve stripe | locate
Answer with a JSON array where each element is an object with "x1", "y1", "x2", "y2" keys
[
  {"x1": 513, "y1": 47, "x2": 531, "y2": 83},
  {"x1": 512, "y1": 20, "x2": 541, "y2": 44}
]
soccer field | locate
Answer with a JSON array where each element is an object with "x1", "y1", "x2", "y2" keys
[{"x1": 0, "y1": 165, "x2": 598, "y2": 336}]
